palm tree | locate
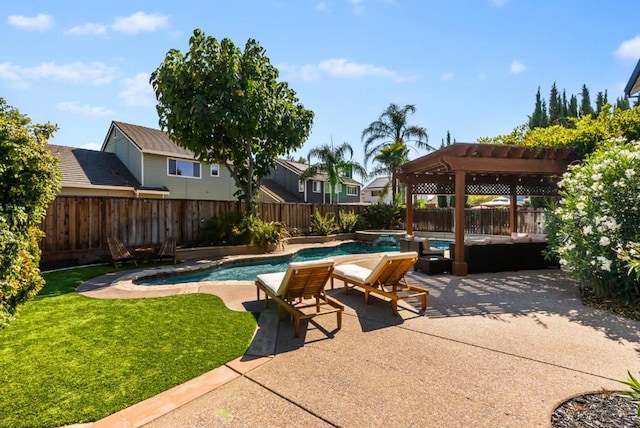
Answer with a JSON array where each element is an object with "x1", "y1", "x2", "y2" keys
[
  {"x1": 368, "y1": 142, "x2": 409, "y2": 202},
  {"x1": 300, "y1": 142, "x2": 367, "y2": 204},
  {"x1": 361, "y1": 103, "x2": 432, "y2": 201}
]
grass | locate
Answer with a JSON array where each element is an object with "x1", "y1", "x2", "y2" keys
[{"x1": 0, "y1": 264, "x2": 258, "y2": 428}]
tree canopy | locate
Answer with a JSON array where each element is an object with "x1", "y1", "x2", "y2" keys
[
  {"x1": 150, "y1": 29, "x2": 314, "y2": 213},
  {"x1": 480, "y1": 105, "x2": 640, "y2": 158},
  {"x1": 0, "y1": 98, "x2": 61, "y2": 327},
  {"x1": 362, "y1": 103, "x2": 432, "y2": 200}
]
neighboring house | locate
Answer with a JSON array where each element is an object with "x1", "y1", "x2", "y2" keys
[
  {"x1": 100, "y1": 121, "x2": 238, "y2": 200},
  {"x1": 361, "y1": 176, "x2": 392, "y2": 204},
  {"x1": 624, "y1": 57, "x2": 640, "y2": 98},
  {"x1": 47, "y1": 144, "x2": 166, "y2": 198},
  {"x1": 260, "y1": 159, "x2": 362, "y2": 204}
]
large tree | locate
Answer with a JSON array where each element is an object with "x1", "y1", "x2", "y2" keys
[
  {"x1": 361, "y1": 103, "x2": 432, "y2": 201},
  {"x1": 300, "y1": 142, "x2": 366, "y2": 204},
  {"x1": 150, "y1": 29, "x2": 314, "y2": 214},
  {"x1": 0, "y1": 98, "x2": 61, "y2": 327}
]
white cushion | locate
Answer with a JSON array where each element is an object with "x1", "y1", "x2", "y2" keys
[
  {"x1": 529, "y1": 234, "x2": 547, "y2": 242},
  {"x1": 256, "y1": 271, "x2": 286, "y2": 295},
  {"x1": 333, "y1": 264, "x2": 372, "y2": 284},
  {"x1": 257, "y1": 258, "x2": 334, "y2": 296}
]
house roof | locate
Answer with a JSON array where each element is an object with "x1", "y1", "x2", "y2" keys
[
  {"x1": 109, "y1": 121, "x2": 195, "y2": 158},
  {"x1": 624, "y1": 58, "x2": 640, "y2": 97},
  {"x1": 260, "y1": 179, "x2": 304, "y2": 203},
  {"x1": 362, "y1": 176, "x2": 390, "y2": 191},
  {"x1": 275, "y1": 159, "x2": 362, "y2": 186},
  {"x1": 48, "y1": 144, "x2": 142, "y2": 188}
]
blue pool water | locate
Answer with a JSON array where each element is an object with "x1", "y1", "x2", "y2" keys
[
  {"x1": 138, "y1": 242, "x2": 400, "y2": 285},
  {"x1": 429, "y1": 239, "x2": 452, "y2": 249}
]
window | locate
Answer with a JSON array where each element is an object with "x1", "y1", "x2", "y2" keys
[
  {"x1": 372, "y1": 190, "x2": 383, "y2": 197},
  {"x1": 168, "y1": 159, "x2": 201, "y2": 178},
  {"x1": 210, "y1": 163, "x2": 220, "y2": 177},
  {"x1": 312, "y1": 181, "x2": 321, "y2": 193},
  {"x1": 347, "y1": 185, "x2": 357, "y2": 196},
  {"x1": 298, "y1": 180, "x2": 304, "y2": 192}
]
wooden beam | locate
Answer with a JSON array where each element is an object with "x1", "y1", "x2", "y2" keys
[
  {"x1": 452, "y1": 171, "x2": 467, "y2": 276},
  {"x1": 406, "y1": 182, "x2": 413, "y2": 236},
  {"x1": 509, "y1": 184, "x2": 517, "y2": 234},
  {"x1": 440, "y1": 156, "x2": 570, "y2": 175}
]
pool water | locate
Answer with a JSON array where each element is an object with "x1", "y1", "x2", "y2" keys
[
  {"x1": 429, "y1": 239, "x2": 452, "y2": 249},
  {"x1": 138, "y1": 242, "x2": 399, "y2": 285}
]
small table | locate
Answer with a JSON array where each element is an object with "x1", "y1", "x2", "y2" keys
[{"x1": 414, "y1": 256, "x2": 452, "y2": 275}]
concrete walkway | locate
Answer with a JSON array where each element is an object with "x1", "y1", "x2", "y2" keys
[{"x1": 77, "y1": 256, "x2": 640, "y2": 428}]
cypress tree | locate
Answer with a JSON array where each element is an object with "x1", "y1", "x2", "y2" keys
[
  {"x1": 549, "y1": 82, "x2": 562, "y2": 124},
  {"x1": 562, "y1": 90, "x2": 568, "y2": 118},
  {"x1": 446, "y1": 130, "x2": 451, "y2": 146},
  {"x1": 580, "y1": 84, "x2": 594, "y2": 117},
  {"x1": 529, "y1": 87, "x2": 546, "y2": 128},
  {"x1": 595, "y1": 91, "x2": 604, "y2": 115},
  {"x1": 568, "y1": 95, "x2": 579, "y2": 117},
  {"x1": 616, "y1": 96, "x2": 630, "y2": 110}
]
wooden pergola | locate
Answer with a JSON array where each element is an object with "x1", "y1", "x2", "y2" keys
[{"x1": 396, "y1": 143, "x2": 579, "y2": 276}]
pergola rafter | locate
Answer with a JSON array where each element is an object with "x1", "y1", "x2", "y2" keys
[{"x1": 397, "y1": 143, "x2": 579, "y2": 276}]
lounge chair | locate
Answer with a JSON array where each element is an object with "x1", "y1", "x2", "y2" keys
[
  {"x1": 106, "y1": 236, "x2": 137, "y2": 269},
  {"x1": 330, "y1": 251, "x2": 428, "y2": 316},
  {"x1": 255, "y1": 259, "x2": 343, "y2": 338},
  {"x1": 154, "y1": 237, "x2": 177, "y2": 264}
]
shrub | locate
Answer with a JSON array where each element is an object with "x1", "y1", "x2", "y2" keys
[
  {"x1": 545, "y1": 137, "x2": 640, "y2": 300},
  {"x1": 338, "y1": 210, "x2": 359, "y2": 233},
  {"x1": 0, "y1": 98, "x2": 61, "y2": 327},
  {"x1": 361, "y1": 202, "x2": 402, "y2": 230},
  {"x1": 197, "y1": 211, "x2": 250, "y2": 246},
  {"x1": 617, "y1": 370, "x2": 640, "y2": 416},
  {"x1": 249, "y1": 218, "x2": 288, "y2": 250},
  {"x1": 309, "y1": 209, "x2": 339, "y2": 236}
]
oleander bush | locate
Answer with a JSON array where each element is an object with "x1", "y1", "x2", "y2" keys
[{"x1": 545, "y1": 137, "x2": 640, "y2": 301}]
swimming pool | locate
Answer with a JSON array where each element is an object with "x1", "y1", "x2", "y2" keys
[{"x1": 137, "y1": 241, "x2": 400, "y2": 285}]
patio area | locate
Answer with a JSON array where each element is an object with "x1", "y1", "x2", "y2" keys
[{"x1": 79, "y1": 252, "x2": 640, "y2": 427}]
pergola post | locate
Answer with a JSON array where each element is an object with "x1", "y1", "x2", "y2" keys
[
  {"x1": 406, "y1": 182, "x2": 414, "y2": 236},
  {"x1": 452, "y1": 170, "x2": 467, "y2": 276},
  {"x1": 509, "y1": 183, "x2": 517, "y2": 234}
]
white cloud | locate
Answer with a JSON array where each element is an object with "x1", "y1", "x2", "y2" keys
[
  {"x1": 7, "y1": 13, "x2": 53, "y2": 31},
  {"x1": 0, "y1": 61, "x2": 117, "y2": 86},
  {"x1": 509, "y1": 60, "x2": 526, "y2": 74},
  {"x1": 441, "y1": 72, "x2": 454, "y2": 81},
  {"x1": 111, "y1": 11, "x2": 169, "y2": 34},
  {"x1": 56, "y1": 101, "x2": 113, "y2": 118},
  {"x1": 65, "y1": 23, "x2": 108, "y2": 36},
  {"x1": 316, "y1": 2, "x2": 328, "y2": 12},
  {"x1": 119, "y1": 72, "x2": 155, "y2": 106},
  {"x1": 280, "y1": 58, "x2": 413, "y2": 83},
  {"x1": 615, "y1": 35, "x2": 640, "y2": 60}
]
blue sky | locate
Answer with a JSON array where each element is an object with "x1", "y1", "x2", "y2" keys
[{"x1": 2, "y1": 1, "x2": 640, "y2": 183}]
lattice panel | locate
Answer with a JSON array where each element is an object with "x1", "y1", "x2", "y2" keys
[
  {"x1": 465, "y1": 183, "x2": 510, "y2": 195},
  {"x1": 412, "y1": 182, "x2": 454, "y2": 195},
  {"x1": 412, "y1": 182, "x2": 560, "y2": 196},
  {"x1": 516, "y1": 184, "x2": 559, "y2": 196}
]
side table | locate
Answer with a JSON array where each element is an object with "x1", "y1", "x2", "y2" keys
[{"x1": 414, "y1": 256, "x2": 452, "y2": 275}]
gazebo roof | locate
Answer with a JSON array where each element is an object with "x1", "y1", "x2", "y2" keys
[{"x1": 397, "y1": 143, "x2": 579, "y2": 196}]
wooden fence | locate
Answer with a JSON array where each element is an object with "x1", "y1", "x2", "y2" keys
[{"x1": 39, "y1": 196, "x2": 546, "y2": 261}]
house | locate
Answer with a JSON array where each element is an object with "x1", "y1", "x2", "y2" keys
[
  {"x1": 361, "y1": 176, "x2": 392, "y2": 204},
  {"x1": 624, "y1": 57, "x2": 640, "y2": 98},
  {"x1": 46, "y1": 144, "x2": 167, "y2": 198},
  {"x1": 260, "y1": 159, "x2": 362, "y2": 204},
  {"x1": 99, "y1": 121, "x2": 238, "y2": 200}
]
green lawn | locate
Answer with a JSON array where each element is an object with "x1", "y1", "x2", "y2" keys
[{"x1": 0, "y1": 265, "x2": 258, "y2": 428}]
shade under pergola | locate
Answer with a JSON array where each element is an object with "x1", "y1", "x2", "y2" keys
[{"x1": 396, "y1": 143, "x2": 579, "y2": 276}]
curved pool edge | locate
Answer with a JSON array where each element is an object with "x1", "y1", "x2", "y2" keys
[{"x1": 106, "y1": 240, "x2": 396, "y2": 292}]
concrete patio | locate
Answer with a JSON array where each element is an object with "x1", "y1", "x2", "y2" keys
[{"x1": 78, "y1": 256, "x2": 640, "y2": 427}]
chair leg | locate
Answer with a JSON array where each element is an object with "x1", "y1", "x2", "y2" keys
[
  {"x1": 294, "y1": 316, "x2": 300, "y2": 338},
  {"x1": 337, "y1": 310, "x2": 342, "y2": 331},
  {"x1": 391, "y1": 299, "x2": 399, "y2": 316}
]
